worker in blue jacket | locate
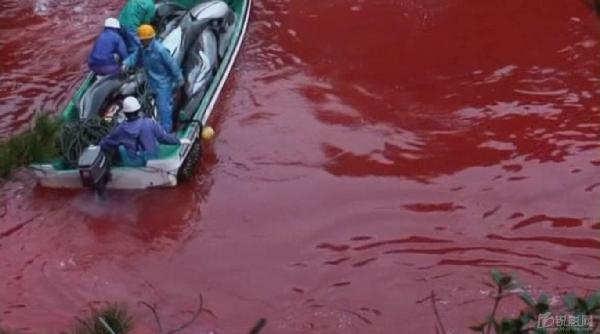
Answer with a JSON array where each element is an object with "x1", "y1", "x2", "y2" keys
[
  {"x1": 100, "y1": 96, "x2": 190, "y2": 166},
  {"x1": 87, "y1": 18, "x2": 129, "y2": 76},
  {"x1": 123, "y1": 24, "x2": 184, "y2": 133}
]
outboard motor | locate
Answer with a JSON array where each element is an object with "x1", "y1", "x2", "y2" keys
[{"x1": 78, "y1": 145, "x2": 110, "y2": 193}]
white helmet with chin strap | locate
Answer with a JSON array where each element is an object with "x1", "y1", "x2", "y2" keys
[
  {"x1": 122, "y1": 96, "x2": 141, "y2": 113},
  {"x1": 104, "y1": 17, "x2": 120, "y2": 29}
]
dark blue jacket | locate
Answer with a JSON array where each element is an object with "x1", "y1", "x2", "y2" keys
[
  {"x1": 88, "y1": 28, "x2": 129, "y2": 69},
  {"x1": 100, "y1": 117, "x2": 180, "y2": 159}
]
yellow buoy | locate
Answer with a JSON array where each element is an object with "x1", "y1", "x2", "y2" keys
[{"x1": 201, "y1": 126, "x2": 215, "y2": 141}]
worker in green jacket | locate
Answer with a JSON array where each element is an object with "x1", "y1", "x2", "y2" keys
[
  {"x1": 171, "y1": 0, "x2": 205, "y2": 9},
  {"x1": 118, "y1": 0, "x2": 156, "y2": 51}
]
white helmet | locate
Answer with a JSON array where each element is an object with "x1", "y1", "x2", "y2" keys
[
  {"x1": 122, "y1": 96, "x2": 141, "y2": 113},
  {"x1": 104, "y1": 17, "x2": 121, "y2": 29}
]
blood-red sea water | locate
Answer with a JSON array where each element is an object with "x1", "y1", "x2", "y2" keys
[{"x1": 1, "y1": 1, "x2": 599, "y2": 333}]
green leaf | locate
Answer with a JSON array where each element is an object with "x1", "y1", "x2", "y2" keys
[
  {"x1": 519, "y1": 312, "x2": 533, "y2": 325},
  {"x1": 535, "y1": 294, "x2": 550, "y2": 314},
  {"x1": 500, "y1": 318, "x2": 523, "y2": 332},
  {"x1": 586, "y1": 291, "x2": 600, "y2": 311},
  {"x1": 575, "y1": 297, "x2": 589, "y2": 314},
  {"x1": 491, "y1": 269, "x2": 504, "y2": 286},
  {"x1": 505, "y1": 282, "x2": 519, "y2": 291},
  {"x1": 520, "y1": 292, "x2": 536, "y2": 306},
  {"x1": 499, "y1": 275, "x2": 512, "y2": 287},
  {"x1": 564, "y1": 293, "x2": 577, "y2": 310},
  {"x1": 490, "y1": 269, "x2": 512, "y2": 288},
  {"x1": 468, "y1": 321, "x2": 487, "y2": 332},
  {"x1": 493, "y1": 319, "x2": 502, "y2": 334}
]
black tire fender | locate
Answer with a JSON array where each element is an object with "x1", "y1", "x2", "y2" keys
[{"x1": 177, "y1": 139, "x2": 202, "y2": 181}]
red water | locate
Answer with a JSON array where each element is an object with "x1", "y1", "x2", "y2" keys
[{"x1": 1, "y1": 0, "x2": 600, "y2": 333}]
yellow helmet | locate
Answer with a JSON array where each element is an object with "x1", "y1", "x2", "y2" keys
[{"x1": 137, "y1": 24, "x2": 156, "y2": 40}]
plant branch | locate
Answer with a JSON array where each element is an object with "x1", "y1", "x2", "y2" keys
[
  {"x1": 167, "y1": 294, "x2": 204, "y2": 334},
  {"x1": 75, "y1": 316, "x2": 95, "y2": 333},
  {"x1": 139, "y1": 301, "x2": 164, "y2": 334},
  {"x1": 485, "y1": 285, "x2": 503, "y2": 334},
  {"x1": 431, "y1": 290, "x2": 448, "y2": 334},
  {"x1": 248, "y1": 318, "x2": 267, "y2": 334}
]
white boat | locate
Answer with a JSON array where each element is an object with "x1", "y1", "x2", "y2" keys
[{"x1": 29, "y1": 0, "x2": 251, "y2": 190}]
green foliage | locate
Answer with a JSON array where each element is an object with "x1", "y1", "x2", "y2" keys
[
  {"x1": 0, "y1": 113, "x2": 62, "y2": 178},
  {"x1": 73, "y1": 304, "x2": 133, "y2": 334},
  {"x1": 0, "y1": 297, "x2": 210, "y2": 334},
  {"x1": 0, "y1": 114, "x2": 114, "y2": 177},
  {"x1": 470, "y1": 270, "x2": 600, "y2": 334}
]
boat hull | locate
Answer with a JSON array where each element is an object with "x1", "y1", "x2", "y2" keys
[{"x1": 31, "y1": 163, "x2": 177, "y2": 189}]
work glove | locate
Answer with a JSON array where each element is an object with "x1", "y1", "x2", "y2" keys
[{"x1": 180, "y1": 138, "x2": 192, "y2": 145}]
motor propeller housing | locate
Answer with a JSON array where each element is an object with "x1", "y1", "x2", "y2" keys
[{"x1": 78, "y1": 145, "x2": 110, "y2": 192}]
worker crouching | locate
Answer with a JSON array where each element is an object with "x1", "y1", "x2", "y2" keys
[{"x1": 99, "y1": 97, "x2": 190, "y2": 167}]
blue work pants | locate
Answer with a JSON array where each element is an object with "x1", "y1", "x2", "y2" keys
[
  {"x1": 154, "y1": 84, "x2": 175, "y2": 133},
  {"x1": 118, "y1": 145, "x2": 147, "y2": 167}
]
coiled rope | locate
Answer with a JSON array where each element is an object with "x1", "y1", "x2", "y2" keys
[{"x1": 55, "y1": 117, "x2": 112, "y2": 167}]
